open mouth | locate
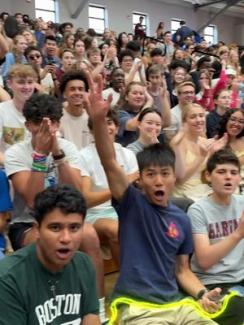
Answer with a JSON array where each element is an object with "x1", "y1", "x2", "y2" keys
[
  {"x1": 56, "y1": 248, "x2": 72, "y2": 260},
  {"x1": 224, "y1": 182, "x2": 232, "y2": 189},
  {"x1": 154, "y1": 190, "x2": 165, "y2": 200}
]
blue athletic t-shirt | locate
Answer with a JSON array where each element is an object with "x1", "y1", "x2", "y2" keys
[{"x1": 112, "y1": 185, "x2": 193, "y2": 303}]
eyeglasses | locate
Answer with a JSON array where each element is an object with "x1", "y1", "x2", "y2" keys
[
  {"x1": 28, "y1": 54, "x2": 41, "y2": 60},
  {"x1": 180, "y1": 91, "x2": 195, "y2": 95},
  {"x1": 229, "y1": 116, "x2": 244, "y2": 124}
]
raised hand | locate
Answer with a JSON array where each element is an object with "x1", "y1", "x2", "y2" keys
[
  {"x1": 198, "y1": 137, "x2": 215, "y2": 157},
  {"x1": 147, "y1": 129, "x2": 159, "y2": 145},
  {"x1": 210, "y1": 133, "x2": 228, "y2": 154},
  {"x1": 83, "y1": 73, "x2": 113, "y2": 120}
]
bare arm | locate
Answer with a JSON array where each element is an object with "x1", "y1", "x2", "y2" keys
[
  {"x1": 10, "y1": 171, "x2": 45, "y2": 209},
  {"x1": 0, "y1": 86, "x2": 10, "y2": 102},
  {"x1": 125, "y1": 61, "x2": 141, "y2": 85},
  {"x1": 84, "y1": 74, "x2": 129, "y2": 201},
  {"x1": 170, "y1": 134, "x2": 207, "y2": 184},
  {"x1": 82, "y1": 314, "x2": 101, "y2": 325},
  {"x1": 81, "y1": 176, "x2": 111, "y2": 208},
  {"x1": 192, "y1": 213, "x2": 244, "y2": 270},
  {"x1": 0, "y1": 151, "x2": 5, "y2": 165},
  {"x1": 176, "y1": 255, "x2": 207, "y2": 298},
  {"x1": 176, "y1": 255, "x2": 221, "y2": 312},
  {"x1": 91, "y1": 62, "x2": 106, "y2": 80},
  {"x1": 124, "y1": 113, "x2": 140, "y2": 131},
  {"x1": 58, "y1": 163, "x2": 83, "y2": 191},
  {"x1": 0, "y1": 34, "x2": 8, "y2": 59},
  {"x1": 159, "y1": 86, "x2": 171, "y2": 127}
]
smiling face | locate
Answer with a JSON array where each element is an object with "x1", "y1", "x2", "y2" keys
[
  {"x1": 36, "y1": 208, "x2": 84, "y2": 272},
  {"x1": 226, "y1": 111, "x2": 244, "y2": 138},
  {"x1": 205, "y1": 163, "x2": 240, "y2": 198},
  {"x1": 138, "y1": 112, "x2": 162, "y2": 142},
  {"x1": 173, "y1": 68, "x2": 186, "y2": 85},
  {"x1": 8, "y1": 76, "x2": 36, "y2": 103},
  {"x1": 15, "y1": 36, "x2": 28, "y2": 53},
  {"x1": 174, "y1": 49, "x2": 184, "y2": 60},
  {"x1": 177, "y1": 85, "x2": 195, "y2": 105},
  {"x1": 63, "y1": 79, "x2": 85, "y2": 107},
  {"x1": 121, "y1": 55, "x2": 134, "y2": 72},
  {"x1": 106, "y1": 117, "x2": 118, "y2": 140},
  {"x1": 126, "y1": 84, "x2": 145, "y2": 111},
  {"x1": 45, "y1": 39, "x2": 58, "y2": 56},
  {"x1": 139, "y1": 165, "x2": 176, "y2": 207},
  {"x1": 111, "y1": 68, "x2": 125, "y2": 91},
  {"x1": 185, "y1": 104, "x2": 206, "y2": 135}
]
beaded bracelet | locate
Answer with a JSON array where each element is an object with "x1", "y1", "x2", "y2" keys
[{"x1": 32, "y1": 151, "x2": 48, "y2": 173}]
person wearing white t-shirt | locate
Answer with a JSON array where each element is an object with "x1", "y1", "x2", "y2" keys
[
  {"x1": 102, "y1": 67, "x2": 125, "y2": 108},
  {"x1": 4, "y1": 92, "x2": 108, "y2": 324},
  {"x1": 58, "y1": 70, "x2": 93, "y2": 150},
  {"x1": 0, "y1": 64, "x2": 37, "y2": 164},
  {"x1": 79, "y1": 109, "x2": 138, "y2": 265}
]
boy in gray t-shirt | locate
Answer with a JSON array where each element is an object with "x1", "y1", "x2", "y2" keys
[{"x1": 188, "y1": 149, "x2": 244, "y2": 325}]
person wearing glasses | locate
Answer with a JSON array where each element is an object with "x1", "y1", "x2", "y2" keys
[
  {"x1": 25, "y1": 46, "x2": 55, "y2": 95},
  {"x1": 217, "y1": 109, "x2": 244, "y2": 169},
  {"x1": 163, "y1": 81, "x2": 196, "y2": 140}
]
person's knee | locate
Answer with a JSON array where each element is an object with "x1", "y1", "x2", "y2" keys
[
  {"x1": 80, "y1": 223, "x2": 100, "y2": 252},
  {"x1": 104, "y1": 222, "x2": 118, "y2": 242},
  {"x1": 95, "y1": 220, "x2": 118, "y2": 241}
]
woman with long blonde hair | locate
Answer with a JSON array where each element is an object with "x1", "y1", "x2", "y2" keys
[
  {"x1": 170, "y1": 102, "x2": 228, "y2": 201},
  {"x1": 1, "y1": 34, "x2": 27, "y2": 79}
]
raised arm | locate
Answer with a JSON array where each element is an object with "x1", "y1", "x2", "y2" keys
[
  {"x1": 158, "y1": 82, "x2": 171, "y2": 127},
  {"x1": 85, "y1": 74, "x2": 129, "y2": 201}
]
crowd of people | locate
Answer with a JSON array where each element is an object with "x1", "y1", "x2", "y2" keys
[{"x1": 0, "y1": 10, "x2": 243, "y2": 325}]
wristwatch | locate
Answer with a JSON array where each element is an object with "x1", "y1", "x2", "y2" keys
[
  {"x1": 52, "y1": 150, "x2": 65, "y2": 160},
  {"x1": 196, "y1": 289, "x2": 208, "y2": 300}
]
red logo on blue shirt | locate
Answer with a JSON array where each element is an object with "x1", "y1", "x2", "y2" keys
[{"x1": 166, "y1": 222, "x2": 179, "y2": 239}]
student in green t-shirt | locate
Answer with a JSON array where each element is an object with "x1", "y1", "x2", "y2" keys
[{"x1": 0, "y1": 185, "x2": 100, "y2": 325}]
